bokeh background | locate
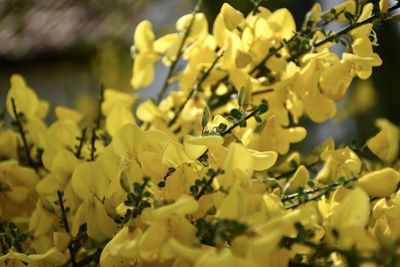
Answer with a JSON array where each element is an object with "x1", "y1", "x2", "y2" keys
[{"x1": 0, "y1": 0, "x2": 399, "y2": 151}]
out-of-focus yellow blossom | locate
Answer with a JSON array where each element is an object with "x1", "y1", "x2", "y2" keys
[
  {"x1": 254, "y1": 114, "x2": 306, "y2": 155},
  {"x1": 221, "y1": 3, "x2": 244, "y2": 31},
  {"x1": 283, "y1": 165, "x2": 310, "y2": 195},
  {"x1": 0, "y1": 129, "x2": 18, "y2": 159},
  {"x1": 358, "y1": 168, "x2": 400, "y2": 197},
  {"x1": 41, "y1": 120, "x2": 80, "y2": 171},
  {"x1": 316, "y1": 147, "x2": 362, "y2": 184},
  {"x1": 100, "y1": 226, "x2": 143, "y2": 266},
  {"x1": 71, "y1": 161, "x2": 117, "y2": 240},
  {"x1": 54, "y1": 106, "x2": 83, "y2": 124},
  {"x1": 5, "y1": 75, "x2": 48, "y2": 148},
  {"x1": 295, "y1": 57, "x2": 336, "y2": 122},
  {"x1": 343, "y1": 37, "x2": 382, "y2": 80},
  {"x1": 367, "y1": 118, "x2": 399, "y2": 163},
  {"x1": 379, "y1": 0, "x2": 389, "y2": 13},
  {"x1": 372, "y1": 193, "x2": 400, "y2": 245},
  {"x1": 0, "y1": 247, "x2": 67, "y2": 266},
  {"x1": 101, "y1": 88, "x2": 138, "y2": 136},
  {"x1": 327, "y1": 187, "x2": 376, "y2": 251},
  {"x1": 0, "y1": 160, "x2": 38, "y2": 220},
  {"x1": 6, "y1": 74, "x2": 41, "y2": 120},
  {"x1": 131, "y1": 20, "x2": 160, "y2": 89}
]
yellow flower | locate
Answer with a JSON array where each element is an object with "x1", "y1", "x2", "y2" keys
[
  {"x1": 283, "y1": 165, "x2": 310, "y2": 195},
  {"x1": 328, "y1": 187, "x2": 376, "y2": 251},
  {"x1": 343, "y1": 37, "x2": 382, "y2": 80},
  {"x1": 256, "y1": 114, "x2": 306, "y2": 155},
  {"x1": 367, "y1": 118, "x2": 399, "y2": 163},
  {"x1": 100, "y1": 227, "x2": 143, "y2": 267},
  {"x1": 131, "y1": 20, "x2": 160, "y2": 89},
  {"x1": 183, "y1": 135, "x2": 224, "y2": 160},
  {"x1": 295, "y1": 58, "x2": 336, "y2": 122},
  {"x1": 41, "y1": 120, "x2": 80, "y2": 170},
  {"x1": 320, "y1": 60, "x2": 354, "y2": 101},
  {"x1": 0, "y1": 160, "x2": 38, "y2": 220},
  {"x1": 0, "y1": 247, "x2": 67, "y2": 266},
  {"x1": 358, "y1": 168, "x2": 400, "y2": 197},
  {"x1": 221, "y1": 3, "x2": 245, "y2": 31},
  {"x1": 54, "y1": 106, "x2": 82, "y2": 124},
  {"x1": 6, "y1": 74, "x2": 40, "y2": 119},
  {"x1": 71, "y1": 196, "x2": 117, "y2": 241},
  {"x1": 316, "y1": 147, "x2": 362, "y2": 184},
  {"x1": 138, "y1": 195, "x2": 198, "y2": 262}
]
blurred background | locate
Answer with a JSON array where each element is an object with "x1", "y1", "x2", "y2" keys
[{"x1": 0, "y1": 0, "x2": 399, "y2": 150}]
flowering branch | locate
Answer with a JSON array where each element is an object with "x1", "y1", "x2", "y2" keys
[
  {"x1": 57, "y1": 191, "x2": 77, "y2": 267},
  {"x1": 289, "y1": 2, "x2": 400, "y2": 61},
  {"x1": 283, "y1": 177, "x2": 358, "y2": 209},
  {"x1": 168, "y1": 52, "x2": 224, "y2": 127},
  {"x1": 10, "y1": 98, "x2": 35, "y2": 167},
  {"x1": 156, "y1": 0, "x2": 202, "y2": 105}
]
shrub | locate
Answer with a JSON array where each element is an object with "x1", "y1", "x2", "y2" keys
[{"x1": 1, "y1": 1, "x2": 400, "y2": 266}]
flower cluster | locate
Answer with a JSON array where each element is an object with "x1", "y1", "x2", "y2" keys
[{"x1": 1, "y1": 1, "x2": 400, "y2": 266}]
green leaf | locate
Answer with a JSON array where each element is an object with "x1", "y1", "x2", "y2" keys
[
  {"x1": 230, "y1": 109, "x2": 242, "y2": 120},
  {"x1": 254, "y1": 115, "x2": 262, "y2": 123},
  {"x1": 217, "y1": 123, "x2": 227, "y2": 132},
  {"x1": 190, "y1": 185, "x2": 199, "y2": 194},
  {"x1": 258, "y1": 102, "x2": 268, "y2": 114},
  {"x1": 344, "y1": 11, "x2": 355, "y2": 23}
]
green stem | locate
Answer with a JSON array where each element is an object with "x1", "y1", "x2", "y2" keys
[
  {"x1": 10, "y1": 98, "x2": 34, "y2": 167},
  {"x1": 284, "y1": 177, "x2": 357, "y2": 209},
  {"x1": 221, "y1": 108, "x2": 259, "y2": 137},
  {"x1": 75, "y1": 127, "x2": 87, "y2": 159},
  {"x1": 57, "y1": 191, "x2": 77, "y2": 267},
  {"x1": 168, "y1": 52, "x2": 224, "y2": 127},
  {"x1": 95, "y1": 85, "x2": 105, "y2": 130},
  {"x1": 289, "y1": 2, "x2": 400, "y2": 61},
  {"x1": 156, "y1": 0, "x2": 202, "y2": 105},
  {"x1": 90, "y1": 128, "x2": 96, "y2": 161},
  {"x1": 195, "y1": 169, "x2": 222, "y2": 200}
]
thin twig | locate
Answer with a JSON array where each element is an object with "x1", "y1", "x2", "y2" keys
[
  {"x1": 156, "y1": 0, "x2": 202, "y2": 104},
  {"x1": 288, "y1": 2, "x2": 400, "y2": 61},
  {"x1": 75, "y1": 127, "x2": 87, "y2": 159},
  {"x1": 10, "y1": 98, "x2": 34, "y2": 167},
  {"x1": 95, "y1": 85, "x2": 105, "y2": 130},
  {"x1": 221, "y1": 108, "x2": 259, "y2": 137},
  {"x1": 195, "y1": 169, "x2": 222, "y2": 200},
  {"x1": 57, "y1": 191, "x2": 77, "y2": 267},
  {"x1": 168, "y1": 52, "x2": 224, "y2": 127},
  {"x1": 90, "y1": 128, "x2": 96, "y2": 161},
  {"x1": 284, "y1": 177, "x2": 357, "y2": 209}
]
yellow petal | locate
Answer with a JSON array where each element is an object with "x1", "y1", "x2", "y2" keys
[
  {"x1": 161, "y1": 141, "x2": 192, "y2": 168},
  {"x1": 331, "y1": 187, "x2": 370, "y2": 230},
  {"x1": 71, "y1": 161, "x2": 109, "y2": 200},
  {"x1": 102, "y1": 89, "x2": 138, "y2": 115},
  {"x1": 358, "y1": 168, "x2": 400, "y2": 197},
  {"x1": 367, "y1": 118, "x2": 399, "y2": 163},
  {"x1": 249, "y1": 149, "x2": 278, "y2": 171},
  {"x1": 6, "y1": 74, "x2": 39, "y2": 119},
  {"x1": 151, "y1": 195, "x2": 199, "y2": 220},
  {"x1": 221, "y1": 3, "x2": 244, "y2": 31},
  {"x1": 283, "y1": 165, "x2": 310, "y2": 195},
  {"x1": 183, "y1": 135, "x2": 224, "y2": 160},
  {"x1": 136, "y1": 99, "x2": 164, "y2": 122},
  {"x1": 105, "y1": 105, "x2": 135, "y2": 137},
  {"x1": 55, "y1": 106, "x2": 83, "y2": 124},
  {"x1": 134, "y1": 20, "x2": 155, "y2": 52}
]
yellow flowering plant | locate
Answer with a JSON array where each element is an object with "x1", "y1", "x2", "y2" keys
[{"x1": 1, "y1": 0, "x2": 400, "y2": 266}]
